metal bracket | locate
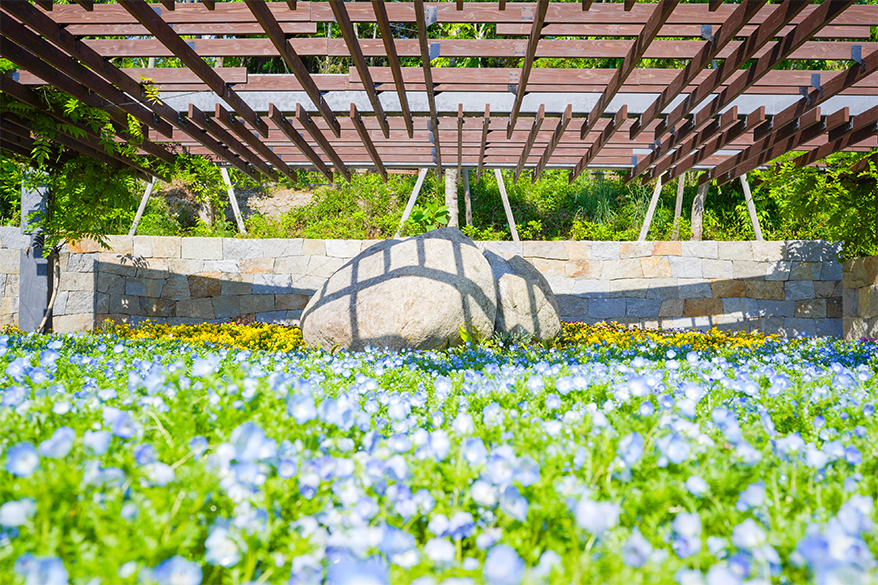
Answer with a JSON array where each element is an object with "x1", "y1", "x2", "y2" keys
[
  {"x1": 700, "y1": 24, "x2": 714, "y2": 44},
  {"x1": 799, "y1": 85, "x2": 812, "y2": 106},
  {"x1": 508, "y1": 84, "x2": 518, "y2": 94},
  {"x1": 852, "y1": 45, "x2": 865, "y2": 72},
  {"x1": 631, "y1": 156, "x2": 638, "y2": 168},
  {"x1": 521, "y1": 6, "x2": 535, "y2": 21},
  {"x1": 513, "y1": 42, "x2": 526, "y2": 57},
  {"x1": 152, "y1": 6, "x2": 161, "y2": 15},
  {"x1": 811, "y1": 73, "x2": 823, "y2": 99},
  {"x1": 424, "y1": 6, "x2": 437, "y2": 27},
  {"x1": 10, "y1": 71, "x2": 18, "y2": 82},
  {"x1": 168, "y1": 23, "x2": 174, "y2": 30},
  {"x1": 429, "y1": 42, "x2": 440, "y2": 61},
  {"x1": 187, "y1": 41, "x2": 195, "y2": 50}
]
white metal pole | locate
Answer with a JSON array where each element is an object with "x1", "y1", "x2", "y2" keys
[
  {"x1": 739, "y1": 173, "x2": 763, "y2": 241},
  {"x1": 128, "y1": 175, "x2": 158, "y2": 236},
  {"x1": 638, "y1": 172, "x2": 665, "y2": 241},
  {"x1": 494, "y1": 168, "x2": 519, "y2": 242},
  {"x1": 220, "y1": 166, "x2": 247, "y2": 234},
  {"x1": 463, "y1": 168, "x2": 472, "y2": 226},
  {"x1": 394, "y1": 168, "x2": 429, "y2": 238},
  {"x1": 671, "y1": 173, "x2": 685, "y2": 240}
]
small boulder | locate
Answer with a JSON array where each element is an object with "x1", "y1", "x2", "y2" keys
[
  {"x1": 301, "y1": 228, "x2": 496, "y2": 351},
  {"x1": 483, "y1": 250, "x2": 562, "y2": 340}
]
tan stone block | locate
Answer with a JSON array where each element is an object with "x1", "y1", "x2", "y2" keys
[
  {"x1": 275, "y1": 256, "x2": 310, "y2": 275},
  {"x1": 240, "y1": 258, "x2": 275, "y2": 274},
  {"x1": 563, "y1": 241, "x2": 590, "y2": 260},
  {"x1": 733, "y1": 260, "x2": 767, "y2": 279},
  {"x1": 97, "y1": 253, "x2": 138, "y2": 277},
  {"x1": 168, "y1": 258, "x2": 204, "y2": 274},
  {"x1": 325, "y1": 239, "x2": 361, "y2": 258},
  {"x1": 531, "y1": 258, "x2": 567, "y2": 278},
  {"x1": 718, "y1": 241, "x2": 753, "y2": 261},
  {"x1": 5, "y1": 275, "x2": 19, "y2": 297},
  {"x1": 67, "y1": 238, "x2": 103, "y2": 254},
  {"x1": 360, "y1": 240, "x2": 383, "y2": 253},
  {"x1": 182, "y1": 237, "x2": 222, "y2": 260},
  {"x1": 652, "y1": 241, "x2": 681, "y2": 256},
  {"x1": 659, "y1": 299, "x2": 683, "y2": 317},
  {"x1": 602, "y1": 258, "x2": 643, "y2": 280},
  {"x1": 133, "y1": 236, "x2": 153, "y2": 258},
  {"x1": 177, "y1": 298, "x2": 215, "y2": 320},
  {"x1": 702, "y1": 259, "x2": 734, "y2": 279},
  {"x1": 751, "y1": 240, "x2": 786, "y2": 262},
  {"x1": 0, "y1": 297, "x2": 18, "y2": 317},
  {"x1": 681, "y1": 241, "x2": 718, "y2": 259},
  {"x1": 240, "y1": 294, "x2": 275, "y2": 315},
  {"x1": 566, "y1": 260, "x2": 602, "y2": 279},
  {"x1": 640, "y1": 256, "x2": 672, "y2": 278},
  {"x1": 60, "y1": 272, "x2": 94, "y2": 292},
  {"x1": 302, "y1": 239, "x2": 325, "y2": 256},
  {"x1": 859, "y1": 286, "x2": 878, "y2": 320},
  {"x1": 795, "y1": 299, "x2": 827, "y2": 319},
  {"x1": 745, "y1": 281, "x2": 785, "y2": 300},
  {"x1": 188, "y1": 272, "x2": 222, "y2": 298},
  {"x1": 307, "y1": 255, "x2": 345, "y2": 278},
  {"x1": 53, "y1": 313, "x2": 93, "y2": 333},
  {"x1": 683, "y1": 298, "x2": 723, "y2": 317},
  {"x1": 522, "y1": 241, "x2": 568, "y2": 260},
  {"x1": 105, "y1": 235, "x2": 134, "y2": 255},
  {"x1": 276, "y1": 293, "x2": 310, "y2": 311},
  {"x1": 620, "y1": 241, "x2": 654, "y2": 259},
  {"x1": 0, "y1": 249, "x2": 19, "y2": 274},
  {"x1": 711, "y1": 280, "x2": 746, "y2": 298},
  {"x1": 826, "y1": 297, "x2": 843, "y2": 319},
  {"x1": 150, "y1": 236, "x2": 181, "y2": 258}
]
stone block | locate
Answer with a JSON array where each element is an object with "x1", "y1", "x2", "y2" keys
[
  {"x1": 302, "y1": 239, "x2": 326, "y2": 256},
  {"x1": 590, "y1": 241, "x2": 621, "y2": 261},
  {"x1": 360, "y1": 240, "x2": 384, "y2": 253},
  {"x1": 545, "y1": 276, "x2": 574, "y2": 295},
  {"x1": 140, "y1": 297, "x2": 175, "y2": 318},
  {"x1": 626, "y1": 299, "x2": 662, "y2": 318},
  {"x1": 782, "y1": 317, "x2": 817, "y2": 338},
  {"x1": 255, "y1": 310, "x2": 289, "y2": 324},
  {"x1": 745, "y1": 281, "x2": 784, "y2": 300},
  {"x1": 65, "y1": 291, "x2": 94, "y2": 314},
  {"x1": 562, "y1": 241, "x2": 589, "y2": 260},
  {"x1": 785, "y1": 280, "x2": 816, "y2": 302},
  {"x1": 571, "y1": 279, "x2": 608, "y2": 296},
  {"x1": 641, "y1": 256, "x2": 672, "y2": 278},
  {"x1": 558, "y1": 294, "x2": 589, "y2": 320},
  {"x1": 522, "y1": 241, "x2": 568, "y2": 260},
  {"x1": 609, "y1": 279, "x2": 649, "y2": 299},
  {"x1": 819, "y1": 262, "x2": 843, "y2": 282},
  {"x1": 680, "y1": 241, "x2": 718, "y2": 259},
  {"x1": 223, "y1": 238, "x2": 263, "y2": 260},
  {"x1": 602, "y1": 258, "x2": 642, "y2": 280},
  {"x1": 795, "y1": 299, "x2": 827, "y2": 319},
  {"x1": 859, "y1": 286, "x2": 878, "y2": 319},
  {"x1": 222, "y1": 274, "x2": 253, "y2": 296},
  {"x1": 765, "y1": 261, "x2": 793, "y2": 281},
  {"x1": 188, "y1": 273, "x2": 222, "y2": 298},
  {"x1": 284, "y1": 310, "x2": 304, "y2": 324},
  {"x1": 60, "y1": 272, "x2": 94, "y2": 292},
  {"x1": 619, "y1": 241, "x2": 653, "y2": 259},
  {"x1": 177, "y1": 298, "x2": 215, "y2": 320},
  {"x1": 711, "y1": 279, "x2": 746, "y2": 298},
  {"x1": 480, "y1": 241, "x2": 523, "y2": 259},
  {"x1": 669, "y1": 256, "x2": 702, "y2": 279},
  {"x1": 95, "y1": 293, "x2": 110, "y2": 315},
  {"x1": 66, "y1": 238, "x2": 103, "y2": 254},
  {"x1": 240, "y1": 258, "x2": 275, "y2": 274},
  {"x1": 53, "y1": 313, "x2": 93, "y2": 333},
  {"x1": 182, "y1": 237, "x2": 223, "y2": 260},
  {"x1": 150, "y1": 237, "x2": 181, "y2": 258},
  {"x1": 652, "y1": 241, "x2": 681, "y2": 256},
  {"x1": 659, "y1": 299, "x2": 683, "y2": 317},
  {"x1": 53, "y1": 291, "x2": 68, "y2": 316},
  {"x1": 530, "y1": 258, "x2": 567, "y2": 279},
  {"x1": 751, "y1": 240, "x2": 786, "y2": 262},
  {"x1": 0, "y1": 274, "x2": 5, "y2": 297},
  {"x1": 125, "y1": 277, "x2": 164, "y2": 298},
  {"x1": 276, "y1": 293, "x2": 310, "y2": 311},
  {"x1": 307, "y1": 255, "x2": 345, "y2": 278},
  {"x1": 756, "y1": 300, "x2": 795, "y2": 318},
  {"x1": 789, "y1": 240, "x2": 840, "y2": 263},
  {"x1": 263, "y1": 238, "x2": 303, "y2": 258},
  {"x1": 162, "y1": 274, "x2": 191, "y2": 301},
  {"x1": 566, "y1": 260, "x2": 602, "y2": 279},
  {"x1": 325, "y1": 239, "x2": 362, "y2": 258},
  {"x1": 240, "y1": 294, "x2": 276, "y2": 315},
  {"x1": 212, "y1": 296, "x2": 241, "y2": 320},
  {"x1": 291, "y1": 276, "x2": 328, "y2": 296},
  {"x1": 275, "y1": 256, "x2": 310, "y2": 275},
  {"x1": 65, "y1": 253, "x2": 96, "y2": 273},
  {"x1": 701, "y1": 259, "x2": 733, "y2": 280},
  {"x1": 110, "y1": 294, "x2": 145, "y2": 316},
  {"x1": 0, "y1": 249, "x2": 20, "y2": 274},
  {"x1": 677, "y1": 280, "x2": 713, "y2": 299},
  {"x1": 132, "y1": 236, "x2": 153, "y2": 257},
  {"x1": 789, "y1": 262, "x2": 820, "y2": 281},
  {"x1": 733, "y1": 261, "x2": 767, "y2": 279},
  {"x1": 755, "y1": 317, "x2": 784, "y2": 336},
  {"x1": 0, "y1": 296, "x2": 18, "y2": 318},
  {"x1": 253, "y1": 274, "x2": 292, "y2": 295},
  {"x1": 168, "y1": 258, "x2": 204, "y2": 274},
  {"x1": 0, "y1": 226, "x2": 27, "y2": 249},
  {"x1": 136, "y1": 258, "x2": 170, "y2": 280},
  {"x1": 826, "y1": 297, "x2": 843, "y2": 319},
  {"x1": 815, "y1": 318, "x2": 842, "y2": 338},
  {"x1": 5, "y1": 275, "x2": 19, "y2": 297},
  {"x1": 646, "y1": 278, "x2": 678, "y2": 300},
  {"x1": 96, "y1": 253, "x2": 138, "y2": 277},
  {"x1": 718, "y1": 241, "x2": 752, "y2": 261},
  {"x1": 589, "y1": 298, "x2": 626, "y2": 320},
  {"x1": 203, "y1": 260, "x2": 239, "y2": 273},
  {"x1": 843, "y1": 288, "x2": 858, "y2": 317},
  {"x1": 105, "y1": 235, "x2": 134, "y2": 254},
  {"x1": 683, "y1": 298, "x2": 722, "y2": 317},
  {"x1": 842, "y1": 258, "x2": 867, "y2": 289},
  {"x1": 722, "y1": 297, "x2": 760, "y2": 318}
]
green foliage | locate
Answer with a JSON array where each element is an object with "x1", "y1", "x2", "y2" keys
[
  {"x1": 157, "y1": 156, "x2": 228, "y2": 211},
  {"x1": 409, "y1": 202, "x2": 450, "y2": 233},
  {"x1": 0, "y1": 157, "x2": 22, "y2": 227}
]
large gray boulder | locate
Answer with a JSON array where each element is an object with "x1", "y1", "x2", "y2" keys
[
  {"x1": 301, "y1": 228, "x2": 497, "y2": 351},
  {"x1": 483, "y1": 250, "x2": 562, "y2": 340}
]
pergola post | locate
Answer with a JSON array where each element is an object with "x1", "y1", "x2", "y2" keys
[
  {"x1": 671, "y1": 174, "x2": 685, "y2": 240},
  {"x1": 128, "y1": 175, "x2": 158, "y2": 236},
  {"x1": 220, "y1": 167, "x2": 247, "y2": 234},
  {"x1": 638, "y1": 173, "x2": 665, "y2": 241},
  {"x1": 494, "y1": 169, "x2": 519, "y2": 242},
  {"x1": 444, "y1": 167, "x2": 460, "y2": 228},
  {"x1": 395, "y1": 168, "x2": 429, "y2": 238},
  {"x1": 691, "y1": 179, "x2": 709, "y2": 241},
  {"x1": 739, "y1": 173, "x2": 763, "y2": 241},
  {"x1": 463, "y1": 169, "x2": 472, "y2": 227}
]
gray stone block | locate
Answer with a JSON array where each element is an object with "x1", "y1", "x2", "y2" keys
[
  {"x1": 162, "y1": 274, "x2": 191, "y2": 301},
  {"x1": 66, "y1": 291, "x2": 94, "y2": 314},
  {"x1": 222, "y1": 275, "x2": 253, "y2": 296},
  {"x1": 756, "y1": 300, "x2": 795, "y2": 318},
  {"x1": 782, "y1": 317, "x2": 817, "y2": 337},
  {"x1": 110, "y1": 295, "x2": 145, "y2": 316},
  {"x1": 479, "y1": 241, "x2": 523, "y2": 259},
  {"x1": 680, "y1": 241, "x2": 718, "y2": 259},
  {"x1": 212, "y1": 296, "x2": 241, "y2": 320},
  {"x1": 669, "y1": 257, "x2": 702, "y2": 279},
  {"x1": 589, "y1": 298, "x2": 625, "y2": 319},
  {"x1": 223, "y1": 239, "x2": 263, "y2": 260},
  {"x1": 544, "y1": 276, "x2": 573, "y2": 295},
  {"x1": 125, "y1": 278, "x2": 163, "y2": 298},
  {"x1": 733, "y1": 261, "x2": 767, "y2": 279},
  {"x1": 702, "y1": 259, "x2": 733, "y2": 280},
  {"x1": 240, "y1": 294, "x2": 276, "y2": 314},
  {"x1": 626, "y1": 299, "x2": 662, "y2": 318},
  {"x1": 718, "y1": 241, "x2": 753, "y2": 261},
  {"x1": 557, "y1": 294, "x2": 589, "y2": 320},
  {"x1": 291, "y1": 276, "x2": 327, "y2": 296},
  {"x1": 571, "y1": 279, "x2": 608, "y2": 296},
  {"x1": 646, "y1": 278, "x2": 678, "y2": 300},
  {"x1": 820, "y1": 262, "x2": 843, "y2": 281},
  {"x1": 722, "y1": 297, "x2": 760, "y2": 318},
  {"x1": 325, "y1": 239, "x2": 363, "y2": 259},
  {"x1": 95, "y1": 293, "x2": 110, "y2": 315},
  {"x1": 140, "y1": 297, "x2": 175, "y2": 318},
  {"x1": 843, "y1": 287, "x2": 858, "y2": 317},
  {"x1": 263, "y1": 238, "x2": 304, "y2": 258},
  {"x1": 0, "y1": 226, "x2": 27, "y2": 249},
  {"x1": 785, "y1": 280, "x2": 815, "y2": 301},
  {"x1": 136, "y1": 259, "x2": 170, "y2": 279},
  {"x1": 751, "y1": 241, "x2": 786, "y2": 262},
  {"x1": 275, "y1": 255, "x2": 310, "y2": 275},
  {"x1": 177, "y1": 298, "x2": 215, "y2": 320},
  {"x1": 659, "y1": 299, "x2": 683, "y2": 317},
  {"x1": 677, "y1": 280, "x2": 712, "y2": 299},
  {"x1": 255, "y1": 310, "x2": 288, "y2": 324},
  {"x1": 182, "y1": 237, "x2": 223, "y2": 260},
  {"x1": 787, "y1": 241, "x2": 840, "y2": 263},
  {"x1": 590, "y1": 241, "x2": 621, "y2": 261},
  {"x1": 765, "y1": 261, "x2": 793, "y2": 281},
  {"x1": 203, "y1": 260, "x2": 240, "y2": 273},
  {"x1": 65, "y1": 253, "x2": 96, "y2": 273},
  {"x1": 253, "y1": 274, "x2": 292, "y2": 295},
  {"x1": 53, "y1": 291, "x2": 69, "y2": 316},
  {"x1": 96, "y1": 272, "x2": 125, "y2": 295},
  {"x1": 0, "y1": 249, "x2": 20, "y2": 274}
]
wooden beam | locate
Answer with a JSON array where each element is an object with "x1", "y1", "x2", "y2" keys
[
  {"x1": 351, "y1": 103, "x2": 387, "y2": 181},
  {"x1": 458, "y1": 103, "x2": 464, "y2": 179},
  {"x1": 629, "y1": 0, "x2": 767, "y2": 138},
  {"x1": 572, "y1": 105, "x2": 628, "y2": 182},
  {"x1": 515, "y1": 104, "x2": 545, "y2": 182},
  {"x1": 187, "y1": 104, "x2": 275, "y2": 180},
  {"x1": 580, "y1": 0, "x2": 679, "y2": 140},
  {"x1": 372, "y1": 0, "x2": 413, "y2": 138},
  {"x1": 214, "y1": 104, "x2": 297, "y2": 182},
  {"x1": 160, "y1": 0, "x2": 175, "y2": 12},
  {"x1": 624, "y1": 0, "x2": 636, "y2": 11},
  {"x1": 534, "y1": 103, "x2": 572, "y2": 180},
  {"x1": 120, "y1": 0, "x2": 268, "y2": 137},
  {"x1": 582, "y1": 0, "x2": 594, "y2": 10},
  {"x1": 476, "y1": 104, "x2": 490, "y2": 181},
  {"x1": 242, "y1": 0, "x2": 339, "y2": 138},
  {"x1": 73, "y1": 0, "x2": 93, "y2": 12},
  {"x1": 507, "y1": 0, "x2": 549, "y2": 139},
  {"x1": 331, "y1": 0, "x2": 389, "y2": 138},
  {"x1": 414, "y1": 0, "x2": 441, "y2": 173},
  {"x1": 709, "y1": 0, "x2": 724, "y2": 11},
  {"x1": 32, "y1": 0, "x2": 52, "y2": 12},
  {"x1": 267, "y1": 103, "x2": 332, "y2": 180},
  {"x1": 203, "y1": 0, "x2": 215, "y2": 10},
  {"x1": 295, "y1": 104, "x2": 351, "y2": 182},
  {"x1": 788, "y1": 106, "x2": 878, "y2": 170}
]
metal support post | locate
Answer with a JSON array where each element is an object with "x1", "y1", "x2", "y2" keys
[
  {"x1": 494, "y1": 168, "x2": 519, "y2": 242},
  {"x1": 220, "y1": 166, "x2": 247, "y2": 234},
  {"x1": 128, "y1": 175, "x2": 158, "y2": 236},
  {"x1": 671, "y1": 173, "x2": 685, "y2": 240},
  {"x1": 463, "y1": 168, "x2": 472, "y2": 226},
  {"x1": 739, "y1": 173, "x2": 763, "y2": 241},
  {"x1": 395, "y1": 168, "x2": 429, "y2": 238},
  {"x1": 638, "y1": 172, "x2": 665, "y2": 241}
]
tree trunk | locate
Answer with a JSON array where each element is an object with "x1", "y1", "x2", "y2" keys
[
  {"x1": 691, "y1": 179, "x2": 709, "y2": 241},
  {"x1": 38, "y1": 247, "x2": 60, "y2": 334},
  {"x1": 444, "y1": 167, "x2": 459, "y2": 227},
  {"x1": 671, "y1": 174, "x2": 685, "y2": 240}
]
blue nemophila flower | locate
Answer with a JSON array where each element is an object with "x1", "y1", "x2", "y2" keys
[
  {"x1": 204, "y1": 525, "x2": 245, "y2": 567},
  {"x1": 471, "y1": 479, "x2": 499, "y2": 507},
  {"x1": 83, "y1": 430, "x2": 112, "y2": 456},
  {"x1": 38, "y1": 427, "x2": 75, "y2": 459},
  {"x1": 141, "y1": 462, "x2": 175, "y2": 487},
  {"x1": 188, "y1": 436, "x2": 208, "y2": 460},
  {"x1": 424, "y1": 537, "x2": 456, "y2": 564},
  {"x1": 14, "y1": 553, "x2": 68, "y2": 585},
  {"x1": 575, "y1": 498, "x2": 620, "y2": 534},
  {"x1": 500, "y1": 485, "x2": 529, "y2": 522},
  {"x1": 617, "y1": 432, "x2": 644, "y2": 467},
  {"x1": 483, "y1": 544, "x2": 525, "y2": 585},
  {"x1": 192, "y1": 354, "x2": 221, "y2": 377},
  {"x1": 622, "y1": 527, "x2": 653, "y2": 568},
  {"x1": 735, "y1": 481, "x2": 765, "y2": 512},
  {"x1": 133, "y1": 443, "x2": 157, "y2": 466},
  {"x1": 0, "y1": 498, "x2": 36, "y2": 527},
  {"x1": 379, "y1": 525, "x2": 419, "y2": 568},
  {"x1": 6, "y1": 442, "x2": 39, "y2": 477},
  {"x1": 686, "y1": 475, "x2": 709, "y2": 496},
  {"x1": 325, "y1": 550, "x2": 389, "y2": 585},
  {"x1": 152, "y1": 555, "x2": 202, "y2": 585},
  {"x1": 672, "y1": 512, "x2": 702, "y2": 558}
]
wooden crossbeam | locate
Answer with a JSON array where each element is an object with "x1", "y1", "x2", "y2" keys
[
  {"x1": 415, "y1": 0, "x2": 441, "y2": 173},
  {"x1": 351, "y1": 103, "x2": 387, "y2": 181},
  {"x1": 476, "y1": 105, "x2": 491, "y2": 181},
  {"x1": 534, "y1": 104, "x2": 572, "y2": 181},
  {"x1": 296, "y1": 104, "x2": 351, "y2": 182},
  {"x1": 187, "y1": 104, "x2": 270, "y2": 179},
  {"x1": 214, "y1": 104, "x2": 297, "y2": 182},
  {"x1": 458, "y1": 104, "x2": 464, "y2": 179},
  {"x1": 846, "y1": 152, "x2": 878, "y2": 176},
  {"x1": 203, "y1": 0, "x2": 215, "y2": 10},
  {"x1": 514, "y1": 105, "x2": 545, "y2": 182},
  {"x1": 268, "y1": 103, "x2": 332, "y2": 180},
  {"x1": 572, "y1": 105, "x2": 628, "y2": 182},
  {"x1": 629, "y1": 0, "x2": 767, "y2": 139},
  {"x1": 507, "y1": 0, "x2": 549, "y2": 139},
  {"x1": 120, "y1": 0, "x2": 268, "y2": 137},
  {"x1": 580, "y1": 0, "x2": 679, "y2": 140},
  {"x1": 331, "y1": 0, "x2": 389, "y2": 139},
  {"x1": 372, "y1": 0, "x2": 413, "y2": 138},
  {"x1": 73, "y1": 0, "x2": 93, "y2": 12}
]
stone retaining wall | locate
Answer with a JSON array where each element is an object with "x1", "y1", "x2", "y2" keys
[
  {"x1": 843, "y1": 256, "x2": 878, "y2": 340},
  {"x1": 0, "y1": 229, "x2": 846, "y2": 337}
]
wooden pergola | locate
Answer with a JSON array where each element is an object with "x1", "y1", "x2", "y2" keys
[{"x1": 1, "y1": 0, "x2": 876, "y2": 189}]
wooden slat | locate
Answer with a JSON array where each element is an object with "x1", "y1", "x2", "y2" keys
[
  {"x1": 187, "y1": 104, "x2": 272, "y2": 179},
  {"x1": 351, "y1": 103, "x2": 387, "y2": 181},
  {"x1": 507, "y1": 0, "x2": 548, "y2": 139},
  {"x1": 64, "y1": 21, "x2": 317, "y2": 36},
  {"x1": 372, "y1": 0, "x2": 413, "y2": 138},
  {"x1": 572, "y1": 105, "x2": 627, "y2": 181},
  {"x1": 495, "y1": 22, "x2": 871, "y2": 39},
  {"x1": 477, "y1": 105, "x2": 491, "y2": 181},
  {"x1": 533, "y1": 103, "x2": 572, "y2": 180},
  {"x1": 214, "y1": 104, "x2": 297, "y2": 182},
  {"x1": 268, "y1": 103, "x2": 332, "y2": 180},
  {"x1": 296, "y1": 104, "x2": 351, "y2": 182},
  {"x1": 515, "y1": 104, "x2": 545, "y2": 181},
  {"x1": 415, "y1": 0, "x2": 441, "y2": 173}
]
